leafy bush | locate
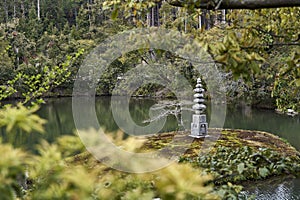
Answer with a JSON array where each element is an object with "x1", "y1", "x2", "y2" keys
[
  {"x1": 0, "y1": 140, "x2": 27, "y2": 200},
  {"x1": 198, "y1": 146, "x2": 300, "y2": 184},
  {"x1": 0, "y1": 103, "x2": 46, "y2": 134},
  {"x1": 0, "y1": 136, "x2": 220, "y2": 200},
  {"x1": 0, "y1": 104, "x2": 220, "y2": 200}
]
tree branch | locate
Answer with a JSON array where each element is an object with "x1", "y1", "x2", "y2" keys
[{"x1": 166, "y1": 0, "x2": 300, "y2": 10}]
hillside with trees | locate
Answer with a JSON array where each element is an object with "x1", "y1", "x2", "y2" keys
[{"x1": 0, "y1": 1, "x2": 299, "y2": 110}]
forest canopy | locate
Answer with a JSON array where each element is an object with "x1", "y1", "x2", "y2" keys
[{"x1": 0, "y1": 0, "x2": 299, "y2": 111}]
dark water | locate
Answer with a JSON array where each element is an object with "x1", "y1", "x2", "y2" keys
[
  {"x1": 224, "y1": 104, "x2": 300, "y2": 150},
  {"x1": 3, "y1": 97, "x2": 299, "y2": 150},
  {"x1": 1, "y1": 97, "x2": 300, "y2": 199},
  {"x1": 241, "y1": 176, "x2": 300, "y2": 200}
]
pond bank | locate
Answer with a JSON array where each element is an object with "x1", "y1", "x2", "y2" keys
[{"x1": 3, "y1": 88, "x2": 278, "y2": 110}]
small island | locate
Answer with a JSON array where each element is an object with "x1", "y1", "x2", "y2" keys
[{"x1": 68, "y1": 128, "x2": 300, "y2": 199}]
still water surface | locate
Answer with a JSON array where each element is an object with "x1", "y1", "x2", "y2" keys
[{"x1": 1, "y1": 97, "x2": 300, "y2": 199}]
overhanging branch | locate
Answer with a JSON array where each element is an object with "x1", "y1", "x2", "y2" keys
[{"x1": 166, "y1": 0, "x2": 300, "y2": 10}]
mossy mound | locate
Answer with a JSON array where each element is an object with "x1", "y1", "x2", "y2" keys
[
  {"x1": 142, "y1": 128, "x2": 299, "y2": 159},
  {"x1": 68, "y1": 129, "x2": 300, "y2": 186},
  {"x1": 66, "y1": 129, "x2": 300, "y2": 199},
  {"x1": 141, "y1": 129, "x2": 300, "y2": 184}
]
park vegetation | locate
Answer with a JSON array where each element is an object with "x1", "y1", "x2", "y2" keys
[{"x1": 0, "y1": 0, "x2": 299, "y2": 199}]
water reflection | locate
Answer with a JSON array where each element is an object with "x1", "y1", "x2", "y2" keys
[
  {"x1": 95, "y1": 97, "x2": 182, "y2": 134},
  {"x1": 224, "y1": 104, "x2": 300, "y2": 150},
  {"x1": 1, "y1": 97, "x2": 299, "y2": 150}
]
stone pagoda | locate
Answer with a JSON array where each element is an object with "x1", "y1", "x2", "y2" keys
[{"x1": 190, "y1": 78, "x2": 208, "y2": 138}]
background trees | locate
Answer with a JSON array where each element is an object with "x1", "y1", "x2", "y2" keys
[{"x1": 0, "y1": 0, "x2": 299, "y2": 112}]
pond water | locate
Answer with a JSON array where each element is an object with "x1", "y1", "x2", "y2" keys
[
  {"x1": 241, "y1": 176, "x2": 300, "y2": 200},
  {"x1": 1, "y1": 97, "x2": 300, "y2": 199}
]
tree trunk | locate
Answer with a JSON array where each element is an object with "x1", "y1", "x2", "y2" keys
[
  {"x1": 87, "y1": 0, "x2": 91, "y2": 28},
  {"x1": 198, "y1": 12, "x2": 201, "y2": 29},
  {"x1": 147, "y1": 10, "x2": 151, "y2": 27},
  {"x1": 184, "y1": 11, "x2": 187, "y2": 33},
  {"x1": 152, "y1": 7, "x2": 155, "y2": 26},
  {"x1": 156, "y1": 4, "x2": 160, "y2": 26},
  {"x1": 21, "y1": 0, "x2": 25, "y2": 18},
  {"x1": 14, "y1": 0, "x2": 16, "y2": 20},
  {"x1": 167, "y1": 0, "x2": 300, "y2": 10},
  {"x1": 4, "y1": 0, "x2": 9, "y2": 23},
  {"x1": 221, "y1": 9, "x2": 226, "y2": 24},
  {"x1": 37, "y1": 0, "x2": 40, "y2": 20},
  {"x1": 201, "y1": 9, "x2": 209, "y2": 29}
]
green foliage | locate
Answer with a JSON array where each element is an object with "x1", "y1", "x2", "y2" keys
[
  {"x1": 201, "y1": 28, "x2": 265, "y2": 80},
  {"x1": 198, "y1": 146, "x2": 300, "y2": 184},
  {"x1": 0, "y1": 140, "x2": 27, "y2": 200},
  {"x1": 19, "y1": 51, "x2": 83, "y2": 103},
  {"x1": 225, "y1": 8, "x2": 300, "y2": 110},
  {"x1": 214, "y1": 182, "x2": 245, "y2": 200},
  {"x1": 272, "y1": 47, "x2": 300, "y2": 112},
  {"x1": 27, "y1": 141, "x2": 97, "y2": 200},
  {"x1": 0, "y1": 85, "x2": 16, "y2": 102},
  {"x1": 0, "y1": 103, "x2": 219, "y2": 199},
  {"x1": 0, "y1": 132, "x2": 220, "y2": 200},
  {"x1": 30, "y1": 165, "x2": 96, "y2": 200},
  {"x1": 3, "y1": 2, "x2": 300, "y2": 199},
  {"x1": 0, "y1": 103, "x2": 46, "y2": 134},
  {"x1": 56, "y1": 135, "x2": 85, "y2": 157},
  {"x1": 103, "y1": 0, "x2": 157, "y2": 19},
  {"x1": 154, "y1": 164, "x2": 218, "y2": 199},
  {"x1": 99, "y1": 2, "x2": 300, "y2": 111},
  {"x1": 0, "y1": 37, "x2": 14, "y2": 68},
  {"x1": 0, "y1": 48, "x2": 84, "y2": 103}
]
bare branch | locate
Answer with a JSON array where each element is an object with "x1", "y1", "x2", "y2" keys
[{"x1": 166, "y1": 0, "x2": 300, "y2": 10}]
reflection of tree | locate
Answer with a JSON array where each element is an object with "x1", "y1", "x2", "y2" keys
[
  {"x1": 0, "y1": 126, "x2": 43, "y2": 152},
  {"x1": 53, "y1": 104, "x2": 62, "y2": 134},
  {"x1": 96, "y1": 97, "x2": 184, "y2": 133},
  {"x1": 3, "y1": 98, "x2": 299, "y2": 152},
  {"x1": 41, "y1": 99, "x2": 75, "y2": 140},
  {"x1": 129, "y1": 98, "x2": 157, "y2": 126},
  {"x1": 0, "y1": 98, "x2": 77, "y2": 151},
  {"x1": 104, "y1": 97, "x2": 159, "y2": 133},
  {"x1": 224, "y1": 105, "x2": 300, "y2": 150},
  {"x1": 143, "y1": 100, "x2": 194, "y2": 130},
  {"x1": 95, "y1": 97, "x2": 118, "y2": 132}
]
